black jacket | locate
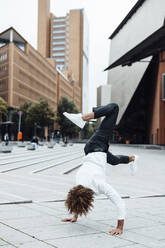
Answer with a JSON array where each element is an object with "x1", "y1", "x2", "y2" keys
[{"x1": 84, "y1": 129, "x2": 110, "y2": 155}]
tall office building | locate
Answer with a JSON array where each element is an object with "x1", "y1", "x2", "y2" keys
[
  {"x1": 49, "y1": 14, "x2": 67, "y2": 69},
  {"x1": 38, "y1": 0, "x2": 89, "y2": 113},
  {"x1": 38, "y1": 0, "x2": 50, "y2": 58}
]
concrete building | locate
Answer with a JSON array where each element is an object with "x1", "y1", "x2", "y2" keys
[
  {"x1": 38, "y1": 0, "x2": 89, "y2": 113},
  {"x1": 0, "y1": 28, "x2": 79, "y2": 117},
  {"x1": 106, "y1": 0, "x2": 165, "y2": 145},
  {"x1": 97, "y1": 85, "x2": 111, "y2": 107}
]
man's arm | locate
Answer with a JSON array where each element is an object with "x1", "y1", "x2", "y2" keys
[
  {"x1": 98, "y1": 182, "x2": 126, "y2": 235},
  {"x1": 107, "y1": 151, "x2": 119, "y2": 166},
  {"x1": 61, "y1": 213, "x2": 78, "y2": 223},
  {"x1": 107, "y1": 151, "x2": 131, "y2": 166}
]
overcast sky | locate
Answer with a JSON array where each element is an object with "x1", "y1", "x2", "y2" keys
[{"x1": 0, "y1": 0, "x2": 137, "y2": 110}]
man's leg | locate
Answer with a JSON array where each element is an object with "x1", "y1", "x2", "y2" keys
[
  {"x1": 63, "y1": 103, "x2": 118, "y2": 130},
  {"x1": 83, "y1": 103, "x2": 119, "y2": 131},
  {"x1": 83, "y1": 104, "x2": 137, "y2": 172},
  {"x1": 83, "y1": 104, "x2": 119, "y2": 154}
]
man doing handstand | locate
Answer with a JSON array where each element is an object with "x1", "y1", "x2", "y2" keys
[{"x1": 62, "y1": 103, "x2": 138, "y2": 235}]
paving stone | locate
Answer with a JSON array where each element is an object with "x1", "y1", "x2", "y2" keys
[
  {"x1": 118, "y1": 245, "x2": 149, "y2": 248},
  {"x1": 0, "y1": 224, "x2": 36, "y2": 246},
  {"x1": 120, "y1": 230, "x2": 165, "y2": 247},
  {"x1": 0, "y1": 240, "x2": 8, "y2": 246},
  {"x1": 22, "y1": 202, "x2": 66, "y2": 217},
  {"x1": 131, "y1": 211, "x2": 165, "y2": 224},
  {"x1": 0, "y1": 208, "x2": 42, "y2": 220},
  {"x1": 77, "y1": 218, "x2": 114, "y2": 233},
  {"x1": 2, "y1": 215, "x2": 61, "y2": 230},
  {"x1": 22, "y1": 223, "x2": 101, "y2": 240},
  {"x1": 130, "y1": 224, "x2": 165, "y2": 240},
  {"x1": 47, "y1": 232, "x2": 134, "y2": 248},
  {"x1": 101, "y1": 216, "x2": 163, "y2": 230},
  {"x1": 18, "y1": 240, "x2": 58, "y2": 248}
]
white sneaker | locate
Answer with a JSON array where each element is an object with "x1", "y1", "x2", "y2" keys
[
  {"x1": 63, "y1": 112, "x2": 86, "y2": 129},
  {"x1": 130, "y1": 155, "x2": 139, "y2": 176}
]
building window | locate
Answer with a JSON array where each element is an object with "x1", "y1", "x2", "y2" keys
[
  {"x1": 52, "y1": 47, "x2": 65, "y2": 51},
  {"x1": 57, "y1": 64, "x2": 64, "y2": 70},
  {"x1": 0, "y1": 65, "x2": 8, "y2": 73},
  {"x1": 0, "y1": 80, "x2": 6, "y2": 90},
  {"x1": 0, "y1": 41, "x2": 7, "y2": 48},
  {"x1": 53, "y1": 18, "x2": 65, "y2": 23},
  {"x1": 0, "y1": 53, "x2": 7, "y2": 62},
  {"x1": 52, "y1": 41, "x2": 65, "y2": 45},
  {"x1": 53, "y1": 52, "x2": 65, "y2": 56},
  {"x1": 53, "y1": 30, "x2": 65, "y2": 34},
  {"x1": 55, "y1": 58, "x2": 65, "y2": 62},
  {"x1": 53, "y1": 36, "x2": 65, "y2": 40},
  {"x1": 53, "y1": 24, "x2": 65, "y2": 28},
  {"x1": 15, "y1": 42, "x2": 25, "y2": 52}
]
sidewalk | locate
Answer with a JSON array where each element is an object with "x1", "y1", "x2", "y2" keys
[
  {"x1": 69, "y1": 139, "x2": 165, "y2": 150},
  {"x1": 113, "y1": 143, "x2": 165, "y2": 150},
  {"x1": 0, "y1": 144, "x2": 164, "y2": 247}
]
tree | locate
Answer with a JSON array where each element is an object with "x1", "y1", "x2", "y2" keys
[
  {"x1": 81, "y1": 122, "x2": 96, "y2": 139},
  {"x1": 56, "y1": 97, "x2": 79, "y2": 139},
  {"x1": 26, "y1": 98, "x2": 55, "y2": 128},
  {"x1": 12, "y1": 102, "x2": 32, "y2": 124},
  {"x1": 0, "y1": 97, "x2": 8, "y2": 122},
  {"x1": 12, "y1": 99, "x2": 55, "y2": 140}
]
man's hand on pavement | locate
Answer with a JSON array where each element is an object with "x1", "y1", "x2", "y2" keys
[
  {"x1": 61, "y1": 218, "x2": 77, "y2": 222},
  {"x1": 61, "y1": 214, "x2": 78, "y2": 223},
  {"x1": 109, "y1": 228, "x2": 123, "y2": 235}
]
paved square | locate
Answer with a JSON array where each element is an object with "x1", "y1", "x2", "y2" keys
[{"x1": 0, "y1": 143, "x2": 165, "y2": 247}]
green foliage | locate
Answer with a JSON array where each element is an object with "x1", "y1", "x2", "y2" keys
[
  {"x1": 81, "y1": 122, "x2": 96, "y2": 139},
  {"x1": 56, "y1": 97, "x2": 79, "y2": 138},
  {"x1": 12, "y1": 99, "x2": 55, "y2": 140},
  {"x1": 26, "y1": 98, "x2": 55, "y2": 127},
  {"x1": 0, "y1": 97, "x2": 8, "y2": 121},
  {"x1": 12, "y1": 102, "x2": 32, "y2": 127}
]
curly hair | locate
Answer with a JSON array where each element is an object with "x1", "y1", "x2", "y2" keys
[{"x1": 65, "y1": 185, "x2": 94, "y2": 216}]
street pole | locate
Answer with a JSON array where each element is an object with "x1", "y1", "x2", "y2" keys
[
  {"x1": 18, "y1": 114, "x2": 21, "y2": 134},
  {"x1": 18, "y1": 111, "x2": 22, "y2": 141}
]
